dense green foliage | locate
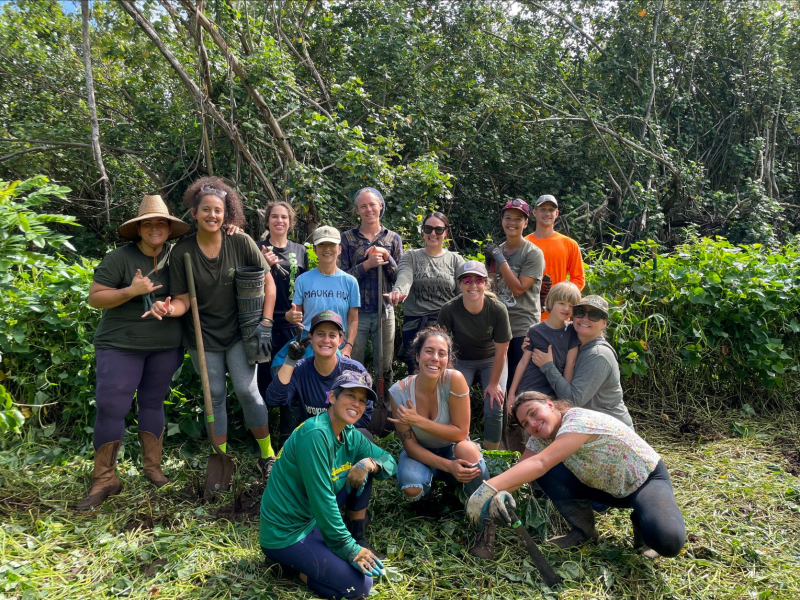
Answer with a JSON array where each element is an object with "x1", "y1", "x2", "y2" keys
[{"x1": 1, "y1": 1, "x2": 798, "y2": 253}]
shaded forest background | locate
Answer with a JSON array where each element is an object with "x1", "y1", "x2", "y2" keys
[{"x1": 1, "y1": 0, "x2": 799, "y2": 254}]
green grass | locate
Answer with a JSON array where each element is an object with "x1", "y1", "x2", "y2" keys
[{"x1": 1, "y1": 412, "x2": 799, "y2": 600}]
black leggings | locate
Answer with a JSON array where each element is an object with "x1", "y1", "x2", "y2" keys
[{"x1": 538, "y1": 460, "x2": 686, "y2": 557}]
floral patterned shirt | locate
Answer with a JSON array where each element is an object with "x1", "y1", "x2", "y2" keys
[{"x1": 526, "y1": 408, "x2": 660, "y2": 497}]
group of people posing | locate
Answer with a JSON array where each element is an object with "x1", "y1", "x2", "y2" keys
[{"x1": 80, "y1": 178, "x2": 685, "y2": 599}]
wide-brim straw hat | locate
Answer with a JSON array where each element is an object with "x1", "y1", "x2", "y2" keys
[{"x1": 118, "y1": 195, "x2": 191, "y2": 241}]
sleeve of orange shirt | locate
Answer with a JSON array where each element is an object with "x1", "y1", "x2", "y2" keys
[
  {"x1": 525, "y1": 232, "x2": 585, "y2": 290},
  {"x1": 565, "y1": 236, "x2": 585, "y2": 290}
]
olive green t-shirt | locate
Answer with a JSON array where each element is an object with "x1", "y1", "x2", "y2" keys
[
  {"x1": 437, "y1": 295, "x2": 512, "y2": 361},
  {"x1": 492, "y1": 240, "x2": 545, "y2": 337},
  {"x1": 92, "y1": 243, "x2": 183, "y2": 351},
  {"x1": 170, "y1": 233, "x2": 269, "y2": 351}
]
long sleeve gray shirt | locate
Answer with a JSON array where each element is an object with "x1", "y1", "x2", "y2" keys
[{"x1": 540, "y1": 337, "x2": 633, "y2": 428}]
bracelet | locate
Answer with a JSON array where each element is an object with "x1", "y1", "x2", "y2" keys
[
  {"x1": 261, "y1": 316, "x2": 274, "y2": 324},
  {"x1": 343, "y1": 341, "x2": 353, "y2": 349}
]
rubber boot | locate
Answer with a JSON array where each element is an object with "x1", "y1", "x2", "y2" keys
[
  {"x1": 632, "y1": 514, "x2": 660, "y2": 558},
  {"x1": 549, "y1": 500, "x2": 599, "y2": 548},
  {"x1": 138, "y1": 431, "x2": 168, "y2": 488},
  {"x1": 76, "y1": 441, "x2": 122, "y2": 510},
  {"x1": 346, "y1": 515, "x2": 386, "y2": 559},
  {"x1": 468, "y1": 518, "x2": 496, "y2": 560}
]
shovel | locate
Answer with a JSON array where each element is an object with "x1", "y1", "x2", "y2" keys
[
  {"x1": 368, "y1": 259, "x2": 392, "y2": 435},
  {"x1": 184, "y1": 252, "x2": 235, "y2": 496},
  {"x1": 499, "y1": 503, "x2": 562, "y2": 588}
]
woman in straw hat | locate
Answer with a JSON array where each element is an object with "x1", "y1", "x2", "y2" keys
[
  {"x1": 78, "y1": 194, "x2": 191, "y2": 510},
  {"x1": 142, "y1": 177, "x2": 279, "y2": 482}
]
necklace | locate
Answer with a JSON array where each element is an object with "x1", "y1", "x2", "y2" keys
[{"x1": 198, "y1": 237, "x2": 222, "y2": 259}]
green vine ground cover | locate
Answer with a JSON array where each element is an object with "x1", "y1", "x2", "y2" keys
[{"x1": 1, "y1": 413, "x2": 799, "y2": 600}]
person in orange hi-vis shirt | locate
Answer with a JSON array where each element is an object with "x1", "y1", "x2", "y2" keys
[{"x1": 525, "y1": 195, "x2": 585, "y2": 320}]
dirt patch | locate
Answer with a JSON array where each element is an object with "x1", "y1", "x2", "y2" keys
[
  {"x1": 212, "y1": 486, "x2": 262, "y2": 522},
  {"x1": 678, "y1": 419, "x2": 725, "y2": 442},
  {"x1": 782, "y1": 448, "x2": 800, "y2": 477},
  {"x1": 142, "y1": 558, "x2": 168, "y2": 578},
  {"x1": 125, "y1": 512, "x2": 156, "y2": 532}
]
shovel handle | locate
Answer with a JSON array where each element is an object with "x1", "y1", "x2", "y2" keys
[
  {"x1": 184, "y1": 253, "x2": 230, "y2": 459},
  {"x1": 504, "y1": 506, "x2": 562, "y2": 588}
]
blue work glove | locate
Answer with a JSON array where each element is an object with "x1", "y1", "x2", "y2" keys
[
  {"x1": 345, "y1": 459, "x2": 373, "y2": 496},
  {"x1": 488, "y1": 491, "x2": 517, "y2": 526},
  {"x1": 250, "y1": 321, "x2": 273, "y2": 363},
  {"x1": 484, "y1": 243, "x2": 507, "y2": 267},
  {"x1": 349, "y1": 548, "x2": 385, "y2": 578}
]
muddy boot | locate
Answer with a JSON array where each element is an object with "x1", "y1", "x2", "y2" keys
[
  {"x1": 138, "y1": 431, "x2": 168, "y2": 488},
  {"x1": 632, "y1": 514, "x2": 660, "y2": 558},
  {"x1": 468, "y1": 518, "x2": 496, "y2": 560},
  {"x1": 549, "y1": 500, "x2": 598, "y2": 548},
  {"x1": 346, "y1": 515, "x2": 386, "y2": 559},
  {"x1": 76, "y1": 441, "x2": 122, "y2": 510}
]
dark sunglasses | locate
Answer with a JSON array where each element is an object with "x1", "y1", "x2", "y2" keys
[
  {"x1": 422, "y1": 225, "x2": 446, "y2": 235},
  {"x1": 459, "y1": 275, "x2": 486, "y2": 285},
  {"x1": 573, "y1": 306, "x2": 607, "y2": 322}
]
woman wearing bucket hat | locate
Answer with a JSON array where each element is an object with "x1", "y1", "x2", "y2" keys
[
  {"x1": 259, "y1": 370, "x2": 397, "y2": 599},
  {"x1": 384, "y1": 211, "x2": 465, "y2": 376},
  {"x1": 78, "y1": 195, "x2": 191, "y2": 510},
  {"x1": 531, "y1": 295, "x2": 632, "y2": 428},
  {"x1": 437, "y1": 260, "x2": 511, "y2": 451},
  {"x1": 141, "y1": 177, "x2": 279, "y2": 482}
]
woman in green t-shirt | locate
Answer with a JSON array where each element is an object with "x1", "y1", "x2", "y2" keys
[
  {"x1": 77, "y1": 195, "x2": 190, "y2": 510},
  {"x1": 143, "y1": 177, "x2": 278, "y2": 482}
]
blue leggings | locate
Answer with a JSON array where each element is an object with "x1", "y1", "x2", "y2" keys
[
  {"x1": 94, "y1": 347, "x2": 184, "y2": 449},
  {"x1": 538, "y1": 460, "x2": 686, "y2": 557},
  {"x1": 262, "y1": 480, "x2": 374, "y2": 599},
  {"x1": 454, "y1": 356, "x2": 508, "y2": 444}
]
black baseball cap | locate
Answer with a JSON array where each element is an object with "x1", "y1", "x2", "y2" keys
[{"x1": 309, "y1": 310, "x2": 344, "y2": 333}]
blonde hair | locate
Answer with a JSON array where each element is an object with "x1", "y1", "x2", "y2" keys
[{"x1": 545, "y1": 281, "x2": 582, "y2": 312}]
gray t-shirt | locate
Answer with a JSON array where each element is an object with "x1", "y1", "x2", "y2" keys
[
  {"x1": 540, "y1": 337, "x2": 633, "y2": 427},
  {"x1": 491, "y1": 240, "x2": 544, "y2": 337},
  {"x1": 393, "y1": 249, "x2": 465, "y2": 321},
  {"x1": 518, "y1": 321, "x2": 580, "y2": 395}
]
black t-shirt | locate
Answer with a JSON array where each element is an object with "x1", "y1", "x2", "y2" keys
[{"x1": 257, "y1": 237, "x2": 308, "y2": 328}]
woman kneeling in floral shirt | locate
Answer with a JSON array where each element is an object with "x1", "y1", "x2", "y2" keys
[{"x1": 467, "y1": 392, "x2": 685, "y2": 559}]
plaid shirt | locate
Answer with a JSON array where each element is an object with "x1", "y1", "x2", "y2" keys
[{"x1": 339, "y1": 226, "x2": 403, "y2": 314}]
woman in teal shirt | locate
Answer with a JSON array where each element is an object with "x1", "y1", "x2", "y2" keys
[{"x1": 259, "y1": 371, "x2": 397, "y2": 599}]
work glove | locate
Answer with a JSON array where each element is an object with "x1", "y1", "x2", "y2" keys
[
  {"x1": 250, "y1": 322, "x2": 273, "y2": 363},
  {"x1": 466, "y1": 481, "x2": 499, "y2": 524},
  {"x1": 285, "y1": 337, "x2": 312, "y2": 368},
  {"x1": 349, "y1": 547, "x2": 385, "y2": 578},
  {"x1": 488, "y1": 491, "x2": 517, "y2": 526},
  {"x1": 484, "y1": 243, "x2": 507, "y2": 267},
  {"x1": 345, "y1": 459, "x2": 373, "y2": 496}
]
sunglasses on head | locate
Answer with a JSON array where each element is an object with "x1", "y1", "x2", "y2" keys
[
  {"x1": 459, "y1": 275, "x2": 486, "y2": 285},
  {"x1": 573, "y1": 306, "x2": 607, "y2": 322},
  {"x1": 198, "y1": 185, "x2": 228, "y2": 200},
  {"x1": 422, "y1": 225, "x2": 446, "y2": 235}
]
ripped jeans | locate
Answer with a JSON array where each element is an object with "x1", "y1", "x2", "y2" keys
[{"x1": 397, "y1": 443, "x2": 490, "y2": 501}]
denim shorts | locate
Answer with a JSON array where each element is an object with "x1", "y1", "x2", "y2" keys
[{"x1": 397, "y1": 443, "x2": 490, "y2": 500}]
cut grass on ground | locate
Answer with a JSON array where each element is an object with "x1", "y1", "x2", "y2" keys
[{"x1": 1, "y1": 412, "x2": 799, "y2": 600}]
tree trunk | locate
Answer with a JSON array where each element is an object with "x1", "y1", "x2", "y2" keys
[{"x1": 80, "y1": 0, "x2": 111, "y2": 224}]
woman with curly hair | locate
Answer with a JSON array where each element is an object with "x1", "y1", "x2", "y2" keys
[{"x1": 143, "y1": 177, "x2": 278, "y2": 481}]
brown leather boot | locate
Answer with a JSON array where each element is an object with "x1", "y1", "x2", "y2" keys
[
  {"x1": 138, "y1": 431, "x2": 168, "y2": 487},
  {"x1": 75, "y1": 441, "x2": 122, "y2": 510},
  {"x1": 469, "y1": 518, "x2": 496, "y2": 560}
]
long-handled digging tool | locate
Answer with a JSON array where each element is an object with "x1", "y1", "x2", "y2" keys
[
  {"x1": 368, "y1": 260, "x2": 391, "y2": 435},
  {"x1": 184, "y1": 253, "x2": 235, "y2": 496},
  {"x1": 499, "y1": 503, "x2": 562, "y2": 588}
]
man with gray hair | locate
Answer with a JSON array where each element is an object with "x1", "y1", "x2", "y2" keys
[{"x1": 525, "y1": 194, "x2": 585, "y2": 320}]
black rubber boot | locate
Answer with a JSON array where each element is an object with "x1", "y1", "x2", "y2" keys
[
  {"x1": 346, "y1": 515, "x2": 386, "y2": 559},
  {"x1": 549, "y1": 500, "x2": 599, "y2": 548},
  {"x1": 468, "y1": 518, "x2": 496, "y2": 560}
]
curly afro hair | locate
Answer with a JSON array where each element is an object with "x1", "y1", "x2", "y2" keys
[{"x1": 182, "y1": 177, "x2": 246, "y2": 229}]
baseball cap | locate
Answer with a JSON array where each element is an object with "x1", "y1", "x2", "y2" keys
[
  {"x1": 502, "y1": 198, "x2": 531, "y2": 217},
  {"x1": 313, "y1": 225, "x2": 341, "y2": 245},
  {"x1": 534, "y1": 194, "x2": 559, "y2": 209},
  {"x1": 457, "y1": 260, "x2": 488, "y2": 280},
  {"x1": 331, "y1": 370, "x2": 379, "y2": 405},
  {"x1": 309, "y1": 310, "x2": 344, "y2": 333},
  {"x1": 574, "y1": 295, "x2": 609, "y2": 317}
]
